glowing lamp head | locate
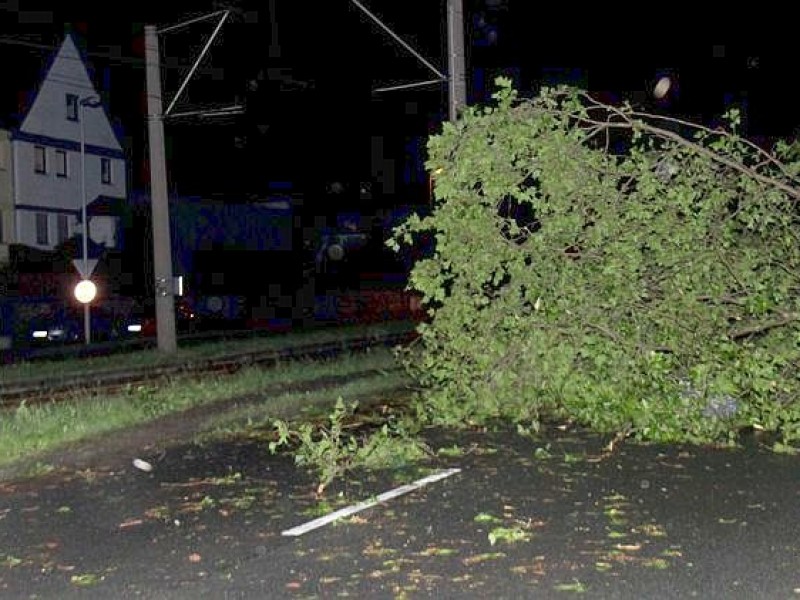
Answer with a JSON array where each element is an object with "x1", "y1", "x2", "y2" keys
[
  {"x1": 74, "y1": 279, "x2": 97, "y2": 304},
  {"x1": 653, "y1": 76, "x2": 672, "y2": 99}
]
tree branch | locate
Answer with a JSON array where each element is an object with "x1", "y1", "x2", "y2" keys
[
  {"x1": 532, "y1": 90, "x2": 800, "y2": 202},
  {"x1": 579, "y1": 91, "x2": 795, "y2": 181},
  {"x1": 729, "y1": 314, "x2": 800, "y2": 340}
]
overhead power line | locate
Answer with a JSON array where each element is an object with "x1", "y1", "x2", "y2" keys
[{"x1": 0, "y1": 35, "x2": 145, "y2": 66}]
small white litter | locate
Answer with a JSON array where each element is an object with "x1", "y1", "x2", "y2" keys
[{"x1": 132, "y1": 458, "x2": 153, "y2": 472}]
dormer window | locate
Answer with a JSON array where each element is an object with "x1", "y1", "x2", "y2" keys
[{"x1": 66, "y1": 94, "x2": 79, "y2": 121}]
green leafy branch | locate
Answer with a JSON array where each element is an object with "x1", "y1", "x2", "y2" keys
[{"x1": 269, "y1": 397, "x2": 428, "y2": 495}]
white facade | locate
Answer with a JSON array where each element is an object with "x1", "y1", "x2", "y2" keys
[
  {"x1": 0, "y1": 129, "x2": 12, "y2": 262},
  {"x1": 9, "y1": 34, "x2": 127, "y2": 252}
]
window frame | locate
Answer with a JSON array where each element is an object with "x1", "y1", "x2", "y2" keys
[
  {"x1": 66, "y1": 93, "x2": 79, "y2": 121},
  {"x1": 55, "y1": 214, "x2": 69, "y2": 245},
  {"x1": 101, "y1": 157, "x2": 112, "y2": 185},
  {"x1": 35, "y1": 212, "x2": 49, "y2": 245},
  {"x1": 55, "y1": 149, "x2": 68, "y2": 178},
  {"x1": 34, "y1": 145, "x2": 46, "y2": 174}
]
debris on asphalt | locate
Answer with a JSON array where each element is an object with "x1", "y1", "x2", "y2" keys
[{"x1": 132, "y1": 458, "x2": 153, "y2": 472}]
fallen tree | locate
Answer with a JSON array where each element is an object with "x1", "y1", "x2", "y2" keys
[{"x1": 391, "y1": 78, "x2": 800, "y2": 448}]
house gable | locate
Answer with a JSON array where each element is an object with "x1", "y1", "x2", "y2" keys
[
  {"x1": 18, "y1": 34, "x2": 122, "y2": 153},
  {"x1": 7, "y1": 34, "x2": 128, "y2": 252}
]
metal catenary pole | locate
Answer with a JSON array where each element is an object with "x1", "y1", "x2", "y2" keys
[
  {"x1": 144, "y1": 25, "x2": 177, "y2": 353},
  {"x1": 446, "y1": 0, "x2": 466, "y2": 122}
]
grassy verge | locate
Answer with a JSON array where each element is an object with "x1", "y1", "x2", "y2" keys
[
  {"x1": 0, "y1": 321, "x2": 414, "y2": 384},
  {"x1": 196, "y1": 376, "x2": 413, "y2": 444},
  {"x1": 0, "y1": 346, "x2": 409, "y2": 471}
]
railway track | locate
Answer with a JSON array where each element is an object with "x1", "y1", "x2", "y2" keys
[{"x1": 0, "y1": 329, "x2": 418, "y2": 407}]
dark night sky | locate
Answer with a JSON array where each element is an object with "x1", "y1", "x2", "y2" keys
[
  {"x1": 0, "y1": 1, "x2": 447, "y2": 198},
  {"x1": 1, "y1": 2, "x2": 798, "y2": 203}
]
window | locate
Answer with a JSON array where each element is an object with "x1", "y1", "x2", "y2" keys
[
  {"x1": 34, "y1": 145, "x2": 46, "y2": 174},
  {"x1": 56, "y1": 214, "x2": 69, "y2": 245},
  {"x1": 35, "y1": 213, "x2": 49, "y2": 245},
  {"x1": 101, "y1": 157, "x2": 112, "y2": 184},
  {"x1": 55, "y1": 149, "x2": 68, "y2": 178},
  {"x1": 66, "y1": 94, "x2": 78, "y2": 121}
]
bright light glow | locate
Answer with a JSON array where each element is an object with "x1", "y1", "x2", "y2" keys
[
  {"x1": 653, "y1": 76, "x2": 671, "y2": 99},
  {"x1": 74, "y1": 279, "x2": 97, "y2": 304},
  {"x1": 127, "y1": 324, "x2": 143, "y2": 333},
  {"x1": 32, "y1": 330, "x2": 48, "y2": 339}
]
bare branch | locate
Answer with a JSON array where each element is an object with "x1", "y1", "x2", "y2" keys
[
  {"x1": 527, "y1": 90, "x2": 800, "y2": 201},
  {"x1": 579, "y1": 115, "x2": 800, "y2": 201},
  {"x1": 580, "y1": 91, "x2": 791, "y2": 178},
  {"x1": 696, "y1": 295, "x2": 747, "y2": 306},
  {"x1": 628, "y1": 121, "x2": 800, "y2": 200},
  {"x1": 730, "y1": 314, "x2": 800, "y2": 340}
]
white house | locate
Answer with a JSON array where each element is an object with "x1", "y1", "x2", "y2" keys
[
  {"x1": 3, "y1": 33, "x2": 127, "y2": 258},
  {"x1": 0, "y1": 128, "x2": 12, "y2": 263}
]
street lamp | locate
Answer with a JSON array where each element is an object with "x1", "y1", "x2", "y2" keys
[{"x1": 78, "y1": 95, "x2": 102, "y2": 345}]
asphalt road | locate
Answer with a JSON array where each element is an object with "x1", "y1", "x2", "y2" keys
[{"x1": 1, "y1": 421, "x2": 799, "y2": 599}]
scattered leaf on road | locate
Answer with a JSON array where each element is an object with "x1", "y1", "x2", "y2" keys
[{"x1": 70, "y1": 573, "x2": 102, "y2": 586}]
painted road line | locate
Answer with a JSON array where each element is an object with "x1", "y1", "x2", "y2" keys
[{"x1": 281, "y1": 468, "x2": 462, "y2": 537}]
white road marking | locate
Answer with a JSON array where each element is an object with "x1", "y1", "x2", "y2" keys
[{"x1": 281, "y1": 468, "x2": 462, "y2": 537}]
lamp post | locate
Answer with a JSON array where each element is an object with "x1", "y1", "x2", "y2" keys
[{"x1": 78, "y1": 95, "x2": 102, "y2": 344}]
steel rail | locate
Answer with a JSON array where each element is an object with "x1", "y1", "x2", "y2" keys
[{"x1": 0, "y1": 330, "x2": 417, "y2": 407}]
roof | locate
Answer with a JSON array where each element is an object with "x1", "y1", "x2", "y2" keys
[{"x1": 2, "y1": 32, "x2": 124, "y2": 145}]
